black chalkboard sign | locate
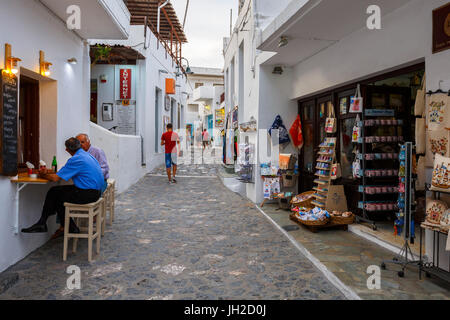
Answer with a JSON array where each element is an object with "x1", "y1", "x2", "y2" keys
[{"x1": 0, "y1": 71, "x2": 18, "y2": 176}]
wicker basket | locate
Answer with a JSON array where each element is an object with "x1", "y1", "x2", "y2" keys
[
  {"x1": 291, "y1": 191, "x2": 315, "y2": 209},
  {"x1": 290, "y1": 213, "x2": 329, "y2": 226},
  {"x1": 330, "y1": 214, "x2": 355, "y2": 225}
]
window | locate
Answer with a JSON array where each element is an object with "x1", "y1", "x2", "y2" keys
[{"x1": 195, "y1": 82, "x2": 204, "y2": 89}]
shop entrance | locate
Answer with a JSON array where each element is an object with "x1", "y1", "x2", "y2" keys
[
  {"x1": 297, "y1": 62, "x2": 425, "y2": 252},
  {"x1": 298, "y1": 66, "x2": 424, "y2": 198},
  {"x1": 18, "y1": 75, "x2": 39, "y2": 168}
]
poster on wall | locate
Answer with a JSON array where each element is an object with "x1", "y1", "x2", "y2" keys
[
  {"x1": 215, "y1": 108, "x2": 225, "y2": 128},
  {"x1": 102, "y1": 103, "x2": 113, "y2": 121},
  {"x1": 120, "y1": 69, "x2": 132, "y2": 100},
  {"x1": 117, "y1": 104, "x2": 136, "y2": 135},
  {"x1": 432, "y1": 2, "x2": 450, "y2": 54}
]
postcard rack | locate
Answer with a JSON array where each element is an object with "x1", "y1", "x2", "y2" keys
[{"x1": 311, "y1": 138, "x2": 336, "y2": 209}]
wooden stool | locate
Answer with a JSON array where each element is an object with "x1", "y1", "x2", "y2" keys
[
  {"x1": 63, "y1": 198, "x2": 104, "y2": 262},
  {"x1": 106, "y1": 179, "x2": 116, "y2": 225}
]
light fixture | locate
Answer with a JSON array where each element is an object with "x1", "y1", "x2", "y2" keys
[
  {"x1": 67, "y1": 57, "x2": 78, "y2": 65},
  {"x1": 159, "y1": 69, "x2": 169, "y2": 74},
  {"x1": 278, "y1": 36, "x2": 289, "y2": 48},
  {"x1": 40, "y1": 50, "x2": 52, "y2": 77},
  {"x1": 4, "y1": 43, "x2": 21, "y2": 75},
  {"x1": 272, "y1": 66, "x2": 283, "y2": 75}
]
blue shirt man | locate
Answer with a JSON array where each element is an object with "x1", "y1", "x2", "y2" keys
[
  {"x1": 21, "y1": 137, "x2": 104, "y2": 238},
  {"x1": 57, "y1": 148, "x2": 105, "y2": 190}
]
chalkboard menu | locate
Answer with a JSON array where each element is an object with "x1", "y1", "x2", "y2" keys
[{"x1": 0, "y1": 71, "x2": 18, "y2": 176}]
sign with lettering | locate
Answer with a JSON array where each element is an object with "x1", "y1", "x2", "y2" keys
[
  {"x1": 0, "y1": 71, "x2": 18, "y2": 176},
  {"x1": 119, "y1": 69, "x2": 131, "y2": 99},
  {"x1": 433, "y1": 2, "x2": 450, "y2": 54}
]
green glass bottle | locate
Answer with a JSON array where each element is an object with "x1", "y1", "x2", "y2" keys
[{"x1": 52, "y1": 156, "x2": 57, "y2": 173}]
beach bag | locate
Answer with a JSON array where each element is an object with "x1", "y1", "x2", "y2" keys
[
  {"x1": 331, "y1": 163, "x2": 341, "y2": 180},
  {"x1": 426, "y1": 93, "x2": 449, "y2": 131},
  {"x1": 426, "y1": 199, "x2": 448, "y2": 224},
  {"x1": 269, "y1": 115, "x2": 291, "y2": 145},
  {"x1": 325, "y1": 103, "x2": 337, "y2": 133},
  {"x1": 349, "y1": 84, "x2": 363, "y2": 113},
  {"x1": 431, "y1": 153, "x2": 450, "y2": 190},
  {"x1": 352, "y1": 154, "x2": 361, "y2": 178},
  {"x1": 414, "y1": 75, "x2": 426, "y2": 116},
  {"x1": 352, "y1": 115, "x2": 361, "y2": 143},
  {"x1": 289, "y1": 114, "x2": 304, "y2": 149},
  {"x1": 416, "y1": 156, "x2": 426, "y2": 191},
  {"x1": 426, "y1": 130, "x2": 450, "y2": 167},
  {"x1": 415, "y1": 117, "x2": 426, "y2": 154}
]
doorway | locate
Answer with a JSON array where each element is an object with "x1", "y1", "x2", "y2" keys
[{"x1": 19, "y1": 75, "x2": 39, "y2": 168}]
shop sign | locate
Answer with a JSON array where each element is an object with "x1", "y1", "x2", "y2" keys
[
  {"x1": 432, "y1": 2, "x2": 450, "y2": 54},
  {"x1": 120, "y1": 69, "x2": 132, "y2": 99}
]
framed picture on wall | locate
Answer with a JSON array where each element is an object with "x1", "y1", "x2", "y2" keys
[{"x1": 102, "y1": 103, "x2": 113, "y2": 121}]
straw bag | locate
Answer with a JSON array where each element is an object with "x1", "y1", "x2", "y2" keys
[
  {"x1": 415, "y1": 118, "x2": 426, "y2": 154},
  {"x1": 325, "y1": 103, "x2": 337, "y2": 133},
  {"x1": 414, "y1": 75, "x2": 426, "y2": 116},
  {"x1": 349, "y1": 84, "x2": 363, "y2": 113}
]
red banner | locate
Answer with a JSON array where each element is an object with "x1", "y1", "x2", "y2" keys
[{"x1": 120, "y1": 69, "x2": 131, "y2": 99}]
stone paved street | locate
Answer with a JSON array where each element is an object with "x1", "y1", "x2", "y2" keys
[{"x1": 0, "y1": 164, "x2": 345, "y2": 300}]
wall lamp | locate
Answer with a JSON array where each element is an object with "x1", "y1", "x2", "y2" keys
[
  {"x1": 67, "y1": 57, "x2": 78, "y2": 65},
  {"x1": 278, "y1": 36, "x2": 289, "y2": 48},
  {"x1": 272, "y1": 66, "x2": 283, "y2": 75},
  {"x1": 40, "y1": 50, "x2": 52, "y2": 77},
  {"x1": 4, "y1": 43, "x2": 21, "y2": 75}
]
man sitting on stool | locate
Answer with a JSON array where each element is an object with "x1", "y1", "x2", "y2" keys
[{"x1": 21, "y1": 137, "x2": 105, "y2": 239}]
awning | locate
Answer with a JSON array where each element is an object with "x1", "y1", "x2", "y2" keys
[
  {"x1": 124, "y1": 0, "x2": 187, "y2": 43},
  {"x1": 90, "y1": 45, "x2": 146, "y2": 65}
]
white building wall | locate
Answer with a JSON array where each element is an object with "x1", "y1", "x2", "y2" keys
[
  {"x1": 89, "y1": 25, "x2": 188, "y2": 191},
  {"x1": 0, "y1": 0, "x2": 91, "y2": 272}
]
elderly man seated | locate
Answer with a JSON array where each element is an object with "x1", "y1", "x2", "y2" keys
[
  {"x1": 76, "y1": 133, "x2": 109, "y2": 186},
  {"x1": 21, "y1": 137, "x2": 105, "y2": 239}
]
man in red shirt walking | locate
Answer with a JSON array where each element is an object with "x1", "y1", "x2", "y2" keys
[{"x1": 161, "y1": 123, "x2": 180, "y2": 183}]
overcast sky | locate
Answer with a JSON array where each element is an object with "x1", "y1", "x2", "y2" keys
[{"x1": 171, "y1": 0, "x2": 238, "y2": 70}]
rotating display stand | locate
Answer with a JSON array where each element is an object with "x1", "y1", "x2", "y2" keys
[
  {"x1": 356, "y1": 107, "x2": 404, "y2": 230},
  {"x1": 381, "y1": 142, "x2": 420, "y2": 277}
]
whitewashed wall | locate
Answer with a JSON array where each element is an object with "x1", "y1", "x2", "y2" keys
[
  {"x1": 0, "y1": 0, "x2": 89, "y2": 272},
  {"x1": 89, "y1": 25, "x2": 188, "y2": 190}
]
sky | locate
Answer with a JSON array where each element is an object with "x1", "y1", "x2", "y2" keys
[{"x1": 171, "y1": 0, "x2": 238, "y2": 70}]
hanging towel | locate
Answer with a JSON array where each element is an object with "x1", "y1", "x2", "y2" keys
[
  {"x1": 269, "y1": 115, "x2": 291, "y2": 145},
  {"x1": 289, "y1": 114, "x2": 304, "y2": 149}
]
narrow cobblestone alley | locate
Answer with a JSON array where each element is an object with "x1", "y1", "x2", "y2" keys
[{"x1": 0, "y1": 165, "x2": 345, "y2": 300}]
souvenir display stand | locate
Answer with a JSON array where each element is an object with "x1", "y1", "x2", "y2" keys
[
  {"x1": 381, "y1": 142, "x2": 420, "y2": 277},
  {"x1": 311, "y1": 137, "x2": 337, "y2": 209},
  {"x1": 419, "y1": 200, "x2": 450, "y2": 283},
  {"x1": 236, "y1": 142, "x2": 255, "y2": 184},
  {"x1": 356, "y1": 107, "x2": 405, "y2": 230}
]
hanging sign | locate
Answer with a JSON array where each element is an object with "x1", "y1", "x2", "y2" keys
[
  {"x1": 120, "y1": 69, "x2": 132, "y2": 99},
  {"x1": 433, "y1": 2, "x2": 450, "y2": 54}
]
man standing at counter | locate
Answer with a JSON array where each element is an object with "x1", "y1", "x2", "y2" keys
[{"x1": 21, "y1": 138, "x2": 105, "y2": 239}]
